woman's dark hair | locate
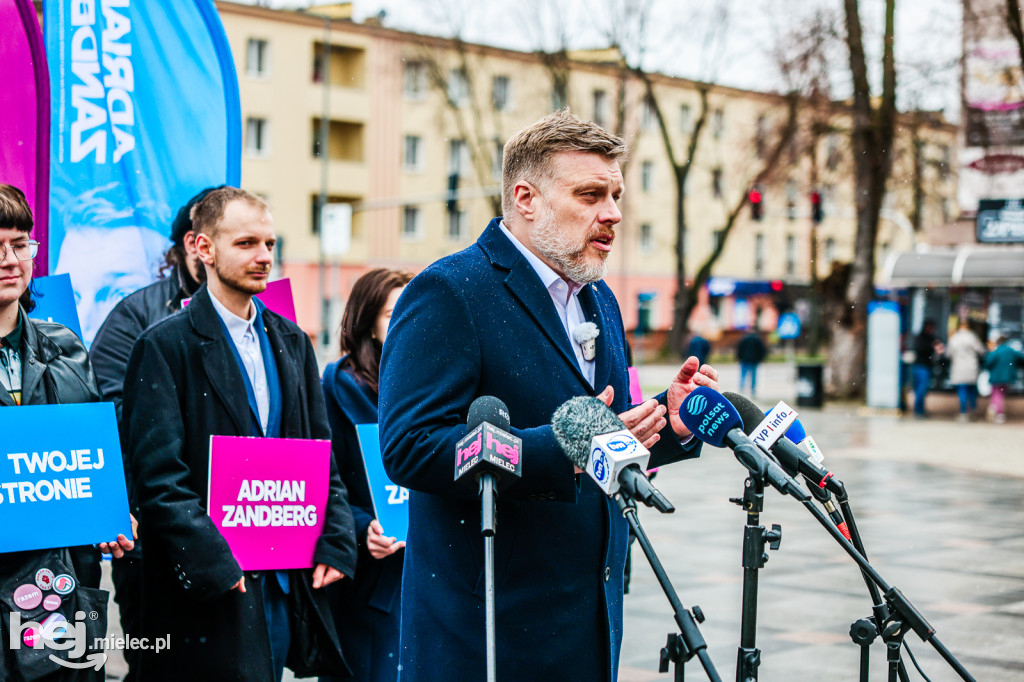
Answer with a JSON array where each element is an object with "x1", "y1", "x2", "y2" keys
[
  {"x1": 0, "y1": 184, "x2": 38, "y2": 312},
  {"x1": 340, "y1": 268, "x2": 413, "y2": 395}
]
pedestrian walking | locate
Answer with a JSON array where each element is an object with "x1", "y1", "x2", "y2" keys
[
  {"x1": 736, "y1": 331, "x2": 767, "y2": 396},
  {"x1": 984, "y1": 336, "x2": 1024, "y2": 424},
  {"x1": 946, "y1": 322, "x2": 986, "y2": 421},
  {"x1": 912, "y1": 320, "x2": 944, "y2": 418}
]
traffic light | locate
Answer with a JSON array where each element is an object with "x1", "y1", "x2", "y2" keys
[
  {"x1": 810, "y1": 190, "x2": 823, "y2": 223},
  {"x1": 749, "y1": 188, "x2": 763, "y2": 221}
]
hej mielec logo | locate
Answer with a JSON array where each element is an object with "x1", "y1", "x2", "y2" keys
[{"x1": 8, "y1": 609, "x2": 105, "y2": 670}]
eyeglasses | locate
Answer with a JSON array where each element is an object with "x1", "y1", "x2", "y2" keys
[{"x1": 0, "y1": 240, "x2": 39, "y2": 263}]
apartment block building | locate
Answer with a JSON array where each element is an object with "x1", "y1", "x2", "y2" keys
[{"x1": 218, "y1": 1, "x2": 959, "y2": 344}]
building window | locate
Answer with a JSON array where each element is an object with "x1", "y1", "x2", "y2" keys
[
  {"x1": 246, "y1": 117, "x2": 269, "y2": 156},
  {"x1": 822, "y1": 183, "x2": 836, "y2": 215},
  {"x1": 825, "y1": 237, "x2": 836, "y2": 264},
  {"x1": 641, "y1": 161, "x2": 654, "y2": 192},
  {"x1": 641, "y1": 95, "x2": 658, "y2": 132},
  {"x1": 593, "y1": 89, "x2": 608, "y2": 128},
  {"x1": 448, "y1": 139, "x2": 469, "y2": 176},
  {"x1": 939, "y1": 144, "x2": 951, "y2": 180},
  {"x1": 312, "y1": 118, "x2": 364, "y2": 161},
  {"x1": 447, "y1": 209, "x2": 468, "y2": 241},
  {"x1": 785, "y1": 234, "x2": 796, "y2": 275},
  {"x1": 756, "y1": 115, "x2": 768, "y2": 159},
  {"x1": 492, "y1": 75, "x2": 510, "y2": 111},
  {"x1": 246, "y1": 38, "x2": 269, "y2": 78},
  {"x1": 755, "y1": 233, "x2": 765, "y2": 276},
  {"x1": 403, "y1": 61, "x2": 426, "y2": 99},
  {"x1": 785, "y1": 179, "x2": 798, "y2": 220},
  {"x1": 551, "y1": 81, "x2": 567, "y2": 111},
  {"x1": 402, "y1": 206, "x2": 422, "y2": 240},
  {"x1": 312, "y1": 44, "x2": 366, "y2": 87},
  {"x1": 639, "y1": 223, "x2": 653, "y2": 253},
  {"x1": 826, "y1": 133, "x2": 842, "y2": 170},
  {"x1": 712, "y1": 167, "x2": 724, "y2": 198},
  {"x1": 448, "y1": 68, "x2": 469, "y2": 106},
  {"x1": 680, "y1": 104, "x2": 691, "y2": 134},
  {"x1": 712, "y1": 107, "x2": 725, "y2": 139},
  {"x1": 403, "y1": 135, "x2": 422, "y2": 171}
]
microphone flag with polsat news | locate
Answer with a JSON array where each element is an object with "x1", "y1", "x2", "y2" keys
[{"x1": 679, "y1": 387, "x2": 809, "y2": 500}]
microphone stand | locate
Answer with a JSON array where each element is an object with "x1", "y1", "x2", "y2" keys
[
  {"x1": 795, "y1": 495, "x2": 976, "y2": 682},
  {"x1": 480, "y1": 473, "x2": 497, "y2": 682},
  {"x1": 832, "y1": 490, "x2": 910, "y2": 682},
  {"x1": 615, "y1": 494, "x2": 723, "y2": 682},
  {"x1": 728, "y1": 472, "x2": 781, "y2": 682}
]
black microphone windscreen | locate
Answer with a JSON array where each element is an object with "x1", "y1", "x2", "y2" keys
[
  {"x1": 467, "y1": 395, "x2": 511, "y2": 432},
  {"x1": 551, "y1": 396, "x2": 625, "y2": 469},
  {"x1": 722, "y1": 392, "x2": 768, "y2": 433}
]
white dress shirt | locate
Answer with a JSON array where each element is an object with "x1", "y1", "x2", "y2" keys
[
  {"x1": 499, "y1": 221, "x2": 596, "y2": 386},
  {"x1": 209, "y1": 291, "x2": 270, "y2": 433}
]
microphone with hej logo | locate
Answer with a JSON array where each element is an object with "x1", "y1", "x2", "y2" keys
[{"x1": 454, "y1": 395, "x2": 523, "y2": 535}]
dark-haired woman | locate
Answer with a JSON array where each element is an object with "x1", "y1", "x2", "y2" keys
[
  {"x1": 321, "y1": 268, "x2": 412, "y2": 682},
  {"x1": 0, "y1": 184, "x2": 133, "y2": 680}
]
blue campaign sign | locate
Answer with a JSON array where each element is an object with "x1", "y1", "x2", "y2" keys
[
  {"x1": 355, "y1": 424, "x2": 408, "y2": 544},
  {"x1": 0, "y1": 403, "x2": 132, "y2": 552},
  {"x1": 777, "y1": 312, "x2": 802, "y2": 340},
  {"x1": 28, "y1": 273, "x2": 84, "y2": 340}
]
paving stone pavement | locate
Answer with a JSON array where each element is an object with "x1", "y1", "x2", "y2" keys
[
  {"x1": 618, "y1": 362, "x2": 1024, "y2": 681},
  {"x1": 101, "y1": 362, "x2": 1024, "y2": 681}
]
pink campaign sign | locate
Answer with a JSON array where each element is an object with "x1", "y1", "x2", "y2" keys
[
  {"x1": 207, "y1": 435, "x2": 330, "y2": 570},
  {"x1": 182, "y1": 278, "x2": 297, "y2": 322}
]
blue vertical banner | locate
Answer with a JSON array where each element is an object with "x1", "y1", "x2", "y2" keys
[{"x1": 44, "y1": 0, "x2": 240, "y2": 343}]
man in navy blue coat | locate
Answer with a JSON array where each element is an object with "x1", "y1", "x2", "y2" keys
[{"x1": 379, "y1": 110, "x2": 720, "y2": 682}]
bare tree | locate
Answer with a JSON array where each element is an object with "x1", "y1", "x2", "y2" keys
[
  {"x1": 829, "y1": 0, "x2": 897, "y2": 399},
  {"x1": 1007, "y1": 0, "x2": 1024, "y2": 71}
]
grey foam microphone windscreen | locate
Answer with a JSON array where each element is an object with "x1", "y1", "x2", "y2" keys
[{"x1": 551, "y1": 396, "x2": 626, "y2": 469}]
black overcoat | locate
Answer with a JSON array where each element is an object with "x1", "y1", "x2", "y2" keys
[
  {"x1": 122, "y1": 286, "x2": 358, "y2": 681},
  {"x1": 379, "y1": 219, "x2": 700, "y2": 682}
]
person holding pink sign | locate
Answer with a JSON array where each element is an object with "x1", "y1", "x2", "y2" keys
[
  {"x1": 321, "y1": 268, "x2": 412, "y2": 682},
  {"x1": 122, "y1": 187, "x2": 358, "y2": 682}
]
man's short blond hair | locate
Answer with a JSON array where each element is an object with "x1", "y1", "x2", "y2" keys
[
  {"x1": 190, "y1": 186, "x2": 269, "y2": 238},
  {"x1": 501, "y1": 108, "x2": 628, "y2": 217}
]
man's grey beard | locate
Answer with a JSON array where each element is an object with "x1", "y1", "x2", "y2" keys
[{"x1": 530, "y1": 209, "x2": 608, "y2": 284}]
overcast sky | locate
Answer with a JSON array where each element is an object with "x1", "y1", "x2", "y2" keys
[{"x1": 244, "y1": 0, "x2": 963, "y2": 119}]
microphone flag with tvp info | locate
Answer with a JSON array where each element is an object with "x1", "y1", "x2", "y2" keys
[{"x1": 454, "y1": 396, "x2": 522, "y2": 493}]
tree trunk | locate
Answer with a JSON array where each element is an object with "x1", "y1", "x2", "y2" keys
[{"x1": 831, "y1": 0, "x2": 896, "y2": 399}]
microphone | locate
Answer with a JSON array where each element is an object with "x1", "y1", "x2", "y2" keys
[
  {"x1": 551, "y1": 396, "x2": 674, "y2": 513},
  {"x1": 678, "y1": 387, "x2": 809, "y2": 500},
  {"x1": 723, "y1": 392, "x2": 845, "y2": 498},
  {"x1": 454, "y1": 396, "x2": 523, "y2": 493},
  {"x1": 782, "y1": 418, "x2": 824, "y2": 464},
  {"x1": 724, "y1": 393, "x2": 851, "y2": 539}
]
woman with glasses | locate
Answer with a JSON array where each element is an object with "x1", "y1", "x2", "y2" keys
[
  {"x1": 0, "y1": 184, "x2": 133, "y2": 680},
  {"x1": 320, "y1": 268, "x2": 412, "y2": 682}
]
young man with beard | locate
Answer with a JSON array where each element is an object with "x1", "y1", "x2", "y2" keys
[
  {"x1": 379, "y1": 109, "x2": 720, "y2": 681},
  {"x1": 89, "y1": 185, "x2": 219, "y2": 682},
  {"x1": 122, "y1": 187, "x2": 357, "y2": 681}
]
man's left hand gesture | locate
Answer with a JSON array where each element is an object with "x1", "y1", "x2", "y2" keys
[{"x1": 666, "y1": 356, "x2": 720, "y2": 437}]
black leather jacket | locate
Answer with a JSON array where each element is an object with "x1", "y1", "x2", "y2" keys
[{"x1": 0, "y1": 308, "x2": 100, "y2": 407}]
